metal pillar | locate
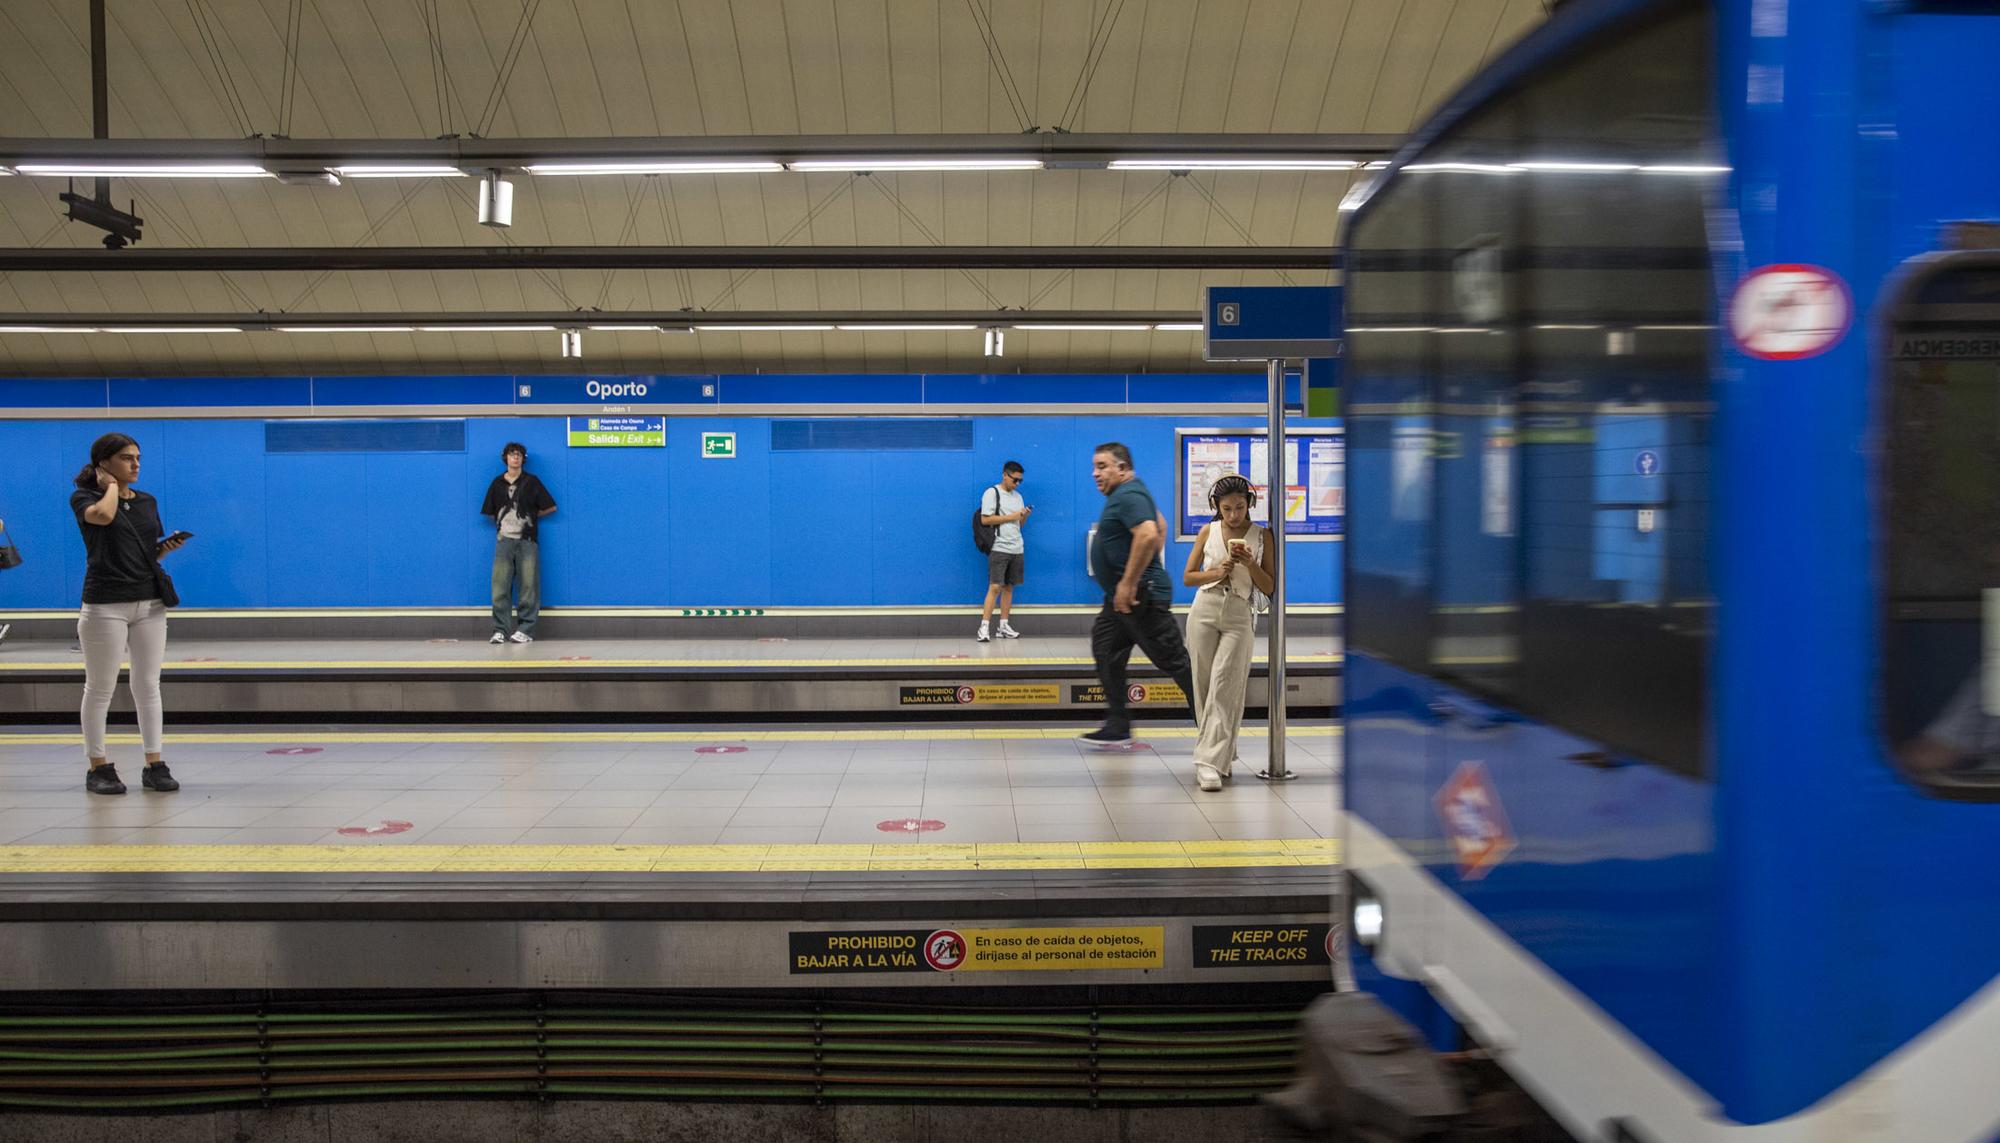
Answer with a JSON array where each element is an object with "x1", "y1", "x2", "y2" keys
[{"x1": 1260, "y1": 357, "x2": 1295, "y2": 781}]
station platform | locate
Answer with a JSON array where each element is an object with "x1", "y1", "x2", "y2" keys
[
  {"x1": 0, "y1": 721, "x2": 1339, "y2": 992},
  {"x1": 0, "y1": 606, "x2": 1343, "y2": 720}
]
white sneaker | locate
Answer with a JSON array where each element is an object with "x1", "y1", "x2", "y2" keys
[
  {"x1": 996, "y1": 622, "x2": 1020, "y2": 639},
  {"x1": 508, "y1": 631, "x2": 533, "y2": 644},
  {"x1": 489, "y1": 632, "x2": 506, "y2": 644},
  {"x1": 1196, "y1": 764, "x2": 1223, "y2": 792},
  {"x1": 975, "y1": 622, "x2": 991, "y2": 642}
]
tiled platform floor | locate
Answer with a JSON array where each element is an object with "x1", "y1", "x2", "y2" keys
[{"x1": 0, "y1": 724, "x2": 1339, "y2": 849}]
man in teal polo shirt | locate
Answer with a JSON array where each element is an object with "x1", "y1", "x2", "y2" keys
[{"x1": 1080, "y1": 442, "x2": 1198, "y2": 746}]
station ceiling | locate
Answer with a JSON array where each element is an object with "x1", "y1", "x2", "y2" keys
[{"x1": 0, "y1": 0, "x2": 1546, "y2": 377}]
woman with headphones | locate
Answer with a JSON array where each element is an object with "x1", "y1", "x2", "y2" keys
[{"x1": 1181, "y1": 474, "x2": 1277, "y2": 791}]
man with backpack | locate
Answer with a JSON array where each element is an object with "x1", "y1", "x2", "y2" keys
[{"x1": 973, "y1": 461, "x2": 1030, "y2": 642}]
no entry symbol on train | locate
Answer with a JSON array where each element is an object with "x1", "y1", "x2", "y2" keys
[
  {"x1": 266, "y1": 747, "x2": 322, "y2": 756},
  {"x1": 1730, "y1": 263, "x2": 1851, "y2": 360}
]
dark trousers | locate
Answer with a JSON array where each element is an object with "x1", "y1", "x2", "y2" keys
[{"x1": 1091, "y1": 597, "x2": 1198, "y2": 733}]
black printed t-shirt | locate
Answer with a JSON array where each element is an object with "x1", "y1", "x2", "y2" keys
[
  {"x1": 71, "y1": 487, "x2": 162, "y2": 604},
  {"x1": 480, "y1": 472, "x2": 556, "y2": 542}
]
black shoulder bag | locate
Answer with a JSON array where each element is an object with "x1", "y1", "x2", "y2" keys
[
  {"x1": 971, "y1": 485, "x2": 1000, "y2": 554},
  {"x1": 118, "y1": 500, "x2": 179, "y2": 607},
  {"x1": 0, "y1": 521, "x2": 20, "y2": 570}
]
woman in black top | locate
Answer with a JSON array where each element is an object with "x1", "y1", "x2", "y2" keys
[{"x1": 72, "y1": 433, "x2": 186, "y2": 796}]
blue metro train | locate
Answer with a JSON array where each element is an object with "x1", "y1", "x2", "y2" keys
[{"x1": 1338, "y1": 0, "x2": 2000, "y2": 1139}]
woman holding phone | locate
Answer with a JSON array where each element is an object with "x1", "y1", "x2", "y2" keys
[
  {"x1": 71, "y1": 432, "x2": 187, "y2": 796},
  {"x1": 1181, "y1": 474, "x2": 1276, "y2": 792}
]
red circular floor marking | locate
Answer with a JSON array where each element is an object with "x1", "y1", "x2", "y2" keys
[
  {"x1": 924, "y1": 929, "x2": 967, "y2": 971},
  {"x1": 337, "y1": 820, "x2": 413, "y2": 837},
  {"x1": 879, "y1": 818, "x2": 946, "y2": 834},
  {"x1": 266, "y1": 747, "x2": 323, "y2": 756},
  {"x1": 695, "y1": 745, "x2": 748, "y2": 755}
]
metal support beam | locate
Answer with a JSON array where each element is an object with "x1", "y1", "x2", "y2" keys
[
  {"x1": 1260, "y1": 357, "x2": 1295, "y2": 782},
  {"x1": 0, "y1": 132, "x2": 1402, "y2": 169},
  {"x1": 0, "y1": 310, "x2": 1202, "y2": 332},
  {"x1": 0, "y1": 246, "x2": 1338, "y2": 273}
]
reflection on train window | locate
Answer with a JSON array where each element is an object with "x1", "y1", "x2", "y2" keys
[
  {"x1": 1884, "y1": 263, "x2": 2000, "y2": 794},
  {"x1": 1344, "y1": 4, "x2": 1716, "y2": 777}
]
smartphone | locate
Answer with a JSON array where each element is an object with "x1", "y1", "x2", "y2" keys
[{"x1": 163, "y1": 530, "x2": 194, "y2": 544}]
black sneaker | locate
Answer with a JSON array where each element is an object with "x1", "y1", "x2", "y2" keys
[
  {"x1": 1078, "y1": 727, "x2": 1133, "y2": 747},
  {"x1": 142, "y1": 763, "x2": 180, "y2": 792},
  {"x1": 86, "y1": 765, "x2": 126, "y2": 796}
]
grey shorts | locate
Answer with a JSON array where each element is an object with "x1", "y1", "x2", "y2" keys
[{"x1": 988, "y1": 550, "x2": 1025, "y2": 586}]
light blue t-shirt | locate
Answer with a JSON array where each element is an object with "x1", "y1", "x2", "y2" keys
[{"x1": 983, "y1": 485, "x2": 1025, "y2": 555}]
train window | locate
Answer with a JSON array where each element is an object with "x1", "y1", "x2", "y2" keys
[
  {"x1": 1883, "y1": 258, "x2": 2000, "y2": 798},
  {"x1": 1345, "y1": 3, "x2": 1717, "y2": 776}
]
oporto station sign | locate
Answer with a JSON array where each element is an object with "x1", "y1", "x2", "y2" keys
[{"x1": 566, "y1": 415, "x2": 666, "y2": 447}]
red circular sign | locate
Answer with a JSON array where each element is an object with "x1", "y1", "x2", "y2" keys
[
  {"x1": 878, "y1": 818, "x2": 946, "y2": 834},
  {"x1": 954, "y1": 686, "x2": 975, "y2": 704},
  {"x1": 924, "y1": 929, "x2": 967, "y2": 972},
  {"x1": 1729, "y1": 263, "x2": 1852, "y2": 361},
  {"x1": 265, "y1": 747, "x2": 323, "y2": 756},
  {"x1": 695, "y1": 745, "x2": 748, "y2": 755},
  {"x1": 1126, "y1": 683, "x2": 1147, "y2": 703}
]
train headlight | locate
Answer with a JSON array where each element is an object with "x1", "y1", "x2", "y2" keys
[{"x1": 1347, "y1": 873, "x2": 1384, "y2": 951}]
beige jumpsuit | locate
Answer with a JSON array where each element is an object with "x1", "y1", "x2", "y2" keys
[{"x1": 1186, "y1": 523, "x2": 1265, "y2": 784}]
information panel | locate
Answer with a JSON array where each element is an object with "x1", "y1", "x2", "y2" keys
[
  {"x1": 566, "y1": 415, "x2": 665, "y2": 447},
  {"x1": 1175, "y1": 426, "x2": 1342, "y2": 541}
]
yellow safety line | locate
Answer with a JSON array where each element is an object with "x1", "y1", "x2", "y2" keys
[
  {"x1": 0, "y1": 838, "x2": 1339, "y2": 874},
  {"x1": 0, "y1": 652, "x2": 1339, "y2": 672},
  {"x1": 0, "y1": 726, "x2": 1337, "y2": 746}
]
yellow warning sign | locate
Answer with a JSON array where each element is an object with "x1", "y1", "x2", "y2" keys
[
  {"x1": 898, "y1": 684, "x2": 1060, "y2": 706},
  {"x1": 953, "y1": 925, "x2": 1165, "y2": 972}
]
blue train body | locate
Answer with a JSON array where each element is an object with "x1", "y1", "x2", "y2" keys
[{"x1": 1339, "y1": 1, "x2": 2000, "y2": 1139}]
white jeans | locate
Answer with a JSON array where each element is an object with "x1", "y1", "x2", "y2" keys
[{"x1": 78, "y1": 598, "x2": 167, "y2": 760}]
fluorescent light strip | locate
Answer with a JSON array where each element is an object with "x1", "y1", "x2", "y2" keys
[
  {"x1": 1152, "y1": 323, "x2": 1205, "y2": 331},
  {"x1": 13, "y1": 164, "x2": 270, "y2": 178},
  {"x1": 1108, "y1": 159, "x2": 1359, "y2": 171},
  {"x1": 1402, "y1": 163, "x2": 1519, "y2": 174},
  {"x1": 274, "y1": 325, "x2": 417, "y2": 333},
  {"x1": 834, "y1": 323, "x2": 979, "y2": 331},
  {"x1": 1011, "y1": 323, "x2": 1152, "y2": 332},
  {"x1": 99, "y1": 326, "x2": 244, "y2": 333},
  {"x1": 0, "y1": 325, "x2": 94, "y2": 333},
  {"x1": 525, "y1": 161, "x2": 783, "y2": 175},
  {"x1": 331, "y1": 165, "x2": 465, "y2": 178},
  {"x1": 1534, "y1": 323, "x2": 1602, "y2": 331},
  {"x1": 417, "y1": 324, "x2": 558, "y2": 333},
  {"x1": 585, "y1": 324, "x2": 668, "y2": 332},
  {"x1": 1510, "y1": 161, "x2": 1640, "y2": 172},
  {"x1": 695, "y1": 324, "x2": 834, "y2": 332},
  {"x1": 789, "y1": 159, "x2": 1043, "y2": 172},
  {"x1": 1640, "y1": 165, "x2": 1731, "y2": 175},
  {"x1": 1634, "y1": 323, "x2": 1717, "y2": 331}
]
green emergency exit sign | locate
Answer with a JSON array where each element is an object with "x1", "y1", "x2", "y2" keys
[{"x1": 701, "y1": 432, "x2": 737, "y2": 459}]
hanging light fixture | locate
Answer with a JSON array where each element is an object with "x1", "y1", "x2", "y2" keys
[{"x1": 477, "y1": 170, "x2": 513, "y2": 228}]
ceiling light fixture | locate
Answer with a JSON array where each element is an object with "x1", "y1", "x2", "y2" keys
[
  {"x1": 1010, "y1": 322, "x2": 1152, "y2": 332},
  {"x1": 417, "y1": 324, "x2": 557, "y2": 333},
  {"x1": 13, "y1": 163, "x2": 270, "y2": 178},
  {"x1": 694, "y1": 323, "x2": 835, "y2": 332},
  {"x1": 99, "y1": 326, "x2": 245, "y2": 333},
  {"x1": 787, "y1": 159, "x2": 1044, "y2": 172},
  {"x1": 1508, "y1": 161, "x2": 1641, "y2": 172},
  {"x1": 1107, "y1": 159, "x2": 1359, "y2": 171},
  {"x1": 983, "y1": 329, "x2": 1005, "y2": 357},
  {"x1": 525, "y1": 160, "x2": 783, "y2": 175},
  {"x1": 559, "y1": 330, "x2": 583, "y2": 359},
  {"x1": 477, "y1": 170, "x2": 513, "y2": 228},
  {"x1": 1152, "y1": 322, "x2": 1205, "y2": 331},
  {"x1": 333, "y1": 165, "x2": 466, "y2": 178},
  {"x1": 833, "y1": 323, "x2": 980, "y2": 331},
  {"x1": 0, "y1": 325, "x2": 94, "y2": 332},
  {"x1": 274, "y1": 325, "x2": 418, "y2": 333},
  {"x1": 585, "y1": 324, "x2": 666, "y2": 332}
]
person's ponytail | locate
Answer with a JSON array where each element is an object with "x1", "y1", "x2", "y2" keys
[{"x1": 75, "y1": 433, "x2": 138, "y2": 492}]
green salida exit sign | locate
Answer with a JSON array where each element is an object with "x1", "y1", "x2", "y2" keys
[{"x1": 701, "y1": 431, "x2": 737, "y2": 459}]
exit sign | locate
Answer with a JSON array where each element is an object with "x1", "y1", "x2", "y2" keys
[{"x1": 701, "y1": 431, "x2": 737, "y2": 459}]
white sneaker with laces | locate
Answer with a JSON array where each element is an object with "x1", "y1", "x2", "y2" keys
[
  {"x1": 489, "y1": 632, "x2": 506, "y2": 644},
  {"x1": 996, "y1": 621, "x2": 1020, "y2": 639},
  {"x1": 508, "y1": 631, "x2": 533, "y2": 644},
  {"x1": 1196, "y1": 763, "x2": 1224, "y2": 792},
  {"x1": 975, "y1": 622, "x2": 991, "y2": 642}
]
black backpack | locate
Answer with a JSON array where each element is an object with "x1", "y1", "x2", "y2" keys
[{"x1": 971, "y1": 486, "x2": 999, "y2": 554}]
